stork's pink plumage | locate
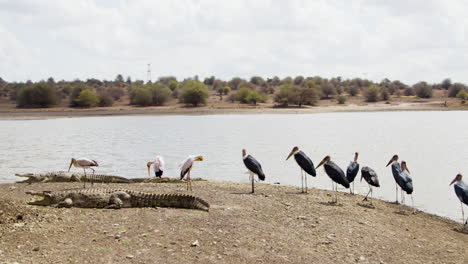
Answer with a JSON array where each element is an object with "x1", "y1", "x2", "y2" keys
[
  {"x1": 180, "y1": 155, "x2": 203, "y2": 191},
  {"x1": 68, "y1": 157, "x2": 98, "y2": 187}
]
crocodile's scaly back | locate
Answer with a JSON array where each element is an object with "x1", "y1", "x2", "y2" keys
[
  {"x1": 16, "y1": 172, "x2": 132, "y2": 183},
  {"x1": 26, "y1": 188, "x2": 210, "y2": 211}
]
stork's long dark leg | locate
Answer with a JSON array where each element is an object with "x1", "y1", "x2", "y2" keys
[{"x1": 188, "y1": 170, "x2": 192, "y2": 191}]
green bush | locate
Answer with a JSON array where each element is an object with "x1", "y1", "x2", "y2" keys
[
  {"x1": 337, "y1": 95, "x2": 346, "y2": 104},
  {"x1": 456, "y1": 89, "x2": 468, "y2": 100},
  {"x1": 97, "y1": 92, "x2": 114, "y2": 107},
  {"x1": 236, "y1": 87, "x2": 267, "y2": 105},
  {"x1": 179, "y1": 80, "x2": 209, "y2": 106},
  {"x1": 274, "y1": 83, "x2": 318, "y2": 107},
  {"x1": 130, "y1": 87, "x2": 152, "y2": 106},
  {"x1": 363, "y1": 85, "x2": 381, "y2": 102},
  {"x1": 347, "y1": 86, "x2": 359, "y2": 96},
  {"x1": 413, "y1": 82, "x2": 433, "y2": 98},
  {"x1": 448, "y1": 83, "x2": 467, "y2": 97},
  {"x1": 74, "y1": 89, "x2": 99, "y2": 107},
  {"x1": 381, "y1": 88, "x2": 390, "y2": 101},
  {"x1": 404, "y1": 87, "x2": 415, "y2": 96},
  {"x1": 150, "y1": 84, "x2": 172, "y2": 105},
  {"x1": 16, "y1": 82, "x2": 57, "y2": 108}
]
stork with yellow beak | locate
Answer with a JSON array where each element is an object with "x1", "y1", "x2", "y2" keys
[
  {"x1": 68, "y1": 157, "x2": 99, "y2": 188},
  {"x1": 147, "y1": 156, "x2": 164, "y2": 178},
  {"x1": 450, "y1": 174, "x2": 468, "y2": 226},
  {"x1": 180, "y1": 155, "x2": 203, "y2": 191}
]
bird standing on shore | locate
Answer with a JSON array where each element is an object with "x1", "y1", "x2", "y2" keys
[
  {"x1": 180, "y1": 155, "x2": 203, "y2": 191},
  {"x1": 68, "y1": 157, "x2": 99, "y2": 188},
  {"x1": 242, "y1": 149, "x2": 265, "y2": 193},
  {"x1": 286, "y1": 146, "x2": 316, "y2": 193},
  {"x1": 360, "y1": 166, "x2": 380, "y2": 203},
  {"x1": 450, "y1": 174, "x2": 468, "y2": 225},
  {"x1": 147, "y1": 156, "x2": 164, "y2": 178},
  {"x1": 386, "y1": 155, "x2": 413, "y2": 205},
  {"x1": 346, "y1": 152, "x2": 360, "y2": 194},
  {"x1": 316, "y1": 155, "x2": 349, "y2": 203}
]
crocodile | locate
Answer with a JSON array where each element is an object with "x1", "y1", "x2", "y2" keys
[
  {"x1": 16, "y1": 171, "x2": 132, "y2": 184},
  {"x1": 26, "y1": 188, "x2": 210, "y2": 211}
]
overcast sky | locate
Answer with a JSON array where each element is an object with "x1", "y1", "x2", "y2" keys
[{"x1": 0, "y1": 0, "x2": 467, "y2": 84}]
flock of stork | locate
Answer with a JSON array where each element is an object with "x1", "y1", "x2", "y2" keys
[{"x1": 68, "y1": 146, "x2": 468, "y2": 225}]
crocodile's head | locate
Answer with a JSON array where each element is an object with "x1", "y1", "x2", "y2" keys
[
  {"x1": 26, "y1": 191, "x2": 55, "y2": 206},
  {"x1": 15, "y1": 174, "x2": 46, "y2": 183}
]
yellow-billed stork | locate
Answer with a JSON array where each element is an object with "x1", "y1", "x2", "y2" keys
[
  {"x1": 68, "y1": 157, "x2": 99, "y2": 187},
  {"x1": 180, "y1": 155, "x2": 203, "y2": 191}
]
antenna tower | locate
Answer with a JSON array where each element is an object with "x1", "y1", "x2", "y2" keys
[{"x1": 147, "y1": 63, "x2": 152, "y2": 83}]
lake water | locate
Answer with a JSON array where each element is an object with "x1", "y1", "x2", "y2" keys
[{"x1": 0, "y1": 112, "x2": 467, "y2": 222}]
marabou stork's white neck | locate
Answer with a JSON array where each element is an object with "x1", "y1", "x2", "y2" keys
[{"x1": 242, "y1": 149, "x2": 249, "y2": 160}]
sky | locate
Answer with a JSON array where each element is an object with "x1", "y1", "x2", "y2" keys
[{"x1": 0, "y1": 0, "x2": 467, "y2": 85}]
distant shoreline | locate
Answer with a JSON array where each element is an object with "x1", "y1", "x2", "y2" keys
[{"x1": 0, "y1": 101, "x2": 465, "y2": 119}]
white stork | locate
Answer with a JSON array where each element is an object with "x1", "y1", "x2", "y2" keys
[
  {"x1": 180, "y1": 155, "x2": 203, "y2": 191},
  {"x1": 147, "y1": 156, "x2": 164, "y2": 178},
  {"x1": 68, "y1": 157, "x2": 99, "y2": 187}
]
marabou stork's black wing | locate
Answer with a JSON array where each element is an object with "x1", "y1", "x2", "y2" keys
[
  {"x1": 361, "y1": 166, "x2": 379, "y2": 187},
  {"x1": 243, "y1": 155, "x2": 265, "y2": 181},
  {"x1": 324, "y1": 161, "x2": 349, "y2": 188},
  {"x1": 454, "y1": 182, "x2": 468, "y2": 205},
  {"x1": 399, "y1": 171, "x2": 413, "y2": 194},
  {"x1": 346, "y1": 161, "x2": 359, "y2": 183},
  {"x1": 294, "y1": 151, "x2": 316, "y2": 176}
]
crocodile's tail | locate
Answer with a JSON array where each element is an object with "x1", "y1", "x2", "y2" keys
[{"x1": 129, "y1": 192, "x2": 210, "y2": 211}]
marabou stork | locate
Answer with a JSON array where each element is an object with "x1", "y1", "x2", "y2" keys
[
  {"x1": 68, "y1": 157, "x2": 99, "y2": 188},
  {"x1": 360, "y1": 166, "x2": 380, "y2": 202},
  {"x1": 242, "y1": 149, "x2": 265, "y2": 193},
  {"x1": 286, "y1": 146, "x2": 316, "y2": 193},
  {"x1": 386, "y1": 155, "x2": 413, "y2": 205},
  {"x1": 147, "y1": 156, "x2": 164, "y2": 178},
  {"x1": 316, "y1": 156, "x2": 350, "y2": 203},
  {"x1": 180, "y1": 155, "x2": 203, "y2": 191},
  {"x1": 450, "y1": 174, "x2": 468, "y2": 225},
  {"x1": 346, "y1": 152, "x2": 360, "y2": 194}
]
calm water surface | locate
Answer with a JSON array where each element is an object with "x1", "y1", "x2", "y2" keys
[{"x1": 0, "y1": 112, "x2": 467, "y2": 222}]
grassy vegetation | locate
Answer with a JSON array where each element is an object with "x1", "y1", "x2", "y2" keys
[{"x1": 0, "y1": 75, "x2": 466, "y2": 109}]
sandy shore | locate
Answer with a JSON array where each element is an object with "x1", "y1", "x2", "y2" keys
[
  {"x1": 0, "y1": 101, "x2": 466, "y2": 119},
  {"x1": 0, "y1": 180, "x2": 466, "y2": 264}
]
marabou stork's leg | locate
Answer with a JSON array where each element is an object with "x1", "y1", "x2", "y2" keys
[
  {"x1": 401, "y1": 189, "x2": 405, "y2": 204},
  {"x1": 363, "y1": 184, "x2": 371, "y2": 201},
  {"x1": 250, "y1": 172, "x2": 255, "y2": 193},
  {"x1": 411, "y1": 194, "x2": 416, "y2": 213},
  {"x1": 461, "y1": 203, "x2": 467, "y2": 225},
  {"x1": 304, "y1": 170, "x2": 308, "y2": 194},
  {"x1": 370, "y1": 186, "x2": 374, "y2": 204},
  {"x1": 301, "y1": 168, "x2": 304, "y2": 193},
  {"x1": 395, "y1": 184, "x2": 399, "y2": 204}
]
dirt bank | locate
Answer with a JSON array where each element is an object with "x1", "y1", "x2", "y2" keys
[
  {"x1": 0, "y1": 100, "x2": 466, "y2": 119},
  {"x1": 0, "y1": 181, "x2": 466, "y2": 264}
]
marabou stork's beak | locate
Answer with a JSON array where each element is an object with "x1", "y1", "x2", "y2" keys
[
  {"x1": 194, "y1": 156, "x2": 204, "y2": 161},
  {"x1": 68, "y1": 158, "x2": 74, "y2": 172},
  {"x1": 286, "y1": 150, "x2": 294, "y2": 161},
  {"x1": 315, "y1": 157, "x2": 326, "y2": 169},
  {"x1": 385, "y1": 157, "x2": 394, "y2": 167},
  {"x1": 147, "y1": 162, "x2": 153, "y2": 177},
  {"x1": 450, "y1": 174, "x2": 462, "y2": 186}
]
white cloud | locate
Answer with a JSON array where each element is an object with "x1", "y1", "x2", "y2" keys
[{"x1": 0, "y1": 0, "x2": 467, "y2": 84}]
